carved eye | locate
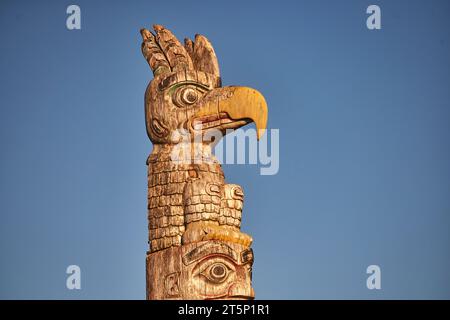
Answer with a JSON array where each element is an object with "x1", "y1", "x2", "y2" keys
[
  {"x1": 195, "y1": 260, "x2": 234, "y2": 284},
  {"x1": 181, "y1": 87, "x2": 198, "y2": 104},
  {"x1": 173, "y1": 86, "x2": 201, "y2": 107}
]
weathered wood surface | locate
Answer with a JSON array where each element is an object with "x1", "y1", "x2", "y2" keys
[{"x1": 140, "y1": 25, "x2": 268, "y2": 300}]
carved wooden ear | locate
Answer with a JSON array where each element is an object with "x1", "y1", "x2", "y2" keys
[
  {"x1": 192, "y1": 34, "x2": 220, "y2": 77},
  {"x1": 153, "y1": 25, "x2": 193, "y2": 72},
  {"x1": 140, "y1": 28, "x2": 171, "y2": 76}
]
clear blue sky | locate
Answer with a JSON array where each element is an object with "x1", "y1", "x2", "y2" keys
[{"x1": 1, "y1": 0, "x2": 449, "y2": 299}]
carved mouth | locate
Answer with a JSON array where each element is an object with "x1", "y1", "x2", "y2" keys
[{"x1": 191, "y1": 112, "x2": 249, "y2": 131}]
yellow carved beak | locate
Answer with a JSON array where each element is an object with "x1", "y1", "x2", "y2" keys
[{"x1": 190, "y1": 86, "x2": 268, "y2": 140}]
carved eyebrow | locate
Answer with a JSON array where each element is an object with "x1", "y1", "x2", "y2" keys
[
  {"x1": 182, "y1": 242, "x2": 238, "y2": 266},
  {"x1": 158, "y1": 71, "x2": 221, "y2": 91}
]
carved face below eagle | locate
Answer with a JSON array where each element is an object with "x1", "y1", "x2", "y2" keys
[
  {"x1": 140, "y1": 25, "x2": 267, "y2": 145},
  {"x1": 146, "y1": 241, "x2": 254, "y2": 300}
]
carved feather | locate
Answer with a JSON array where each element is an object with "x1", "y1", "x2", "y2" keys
[
  {"x1": 153, "y1": 25, "x2": 193, "y2": 72},
  {"x1": 192, "y1": 34, "x2": 220, "y2": 77},
  {"x1": 141, "y1": 25, "x2": 220, "y2": 77},
  {"x1": 140, "y1": 28, "x2": 170, "y2": 76}
]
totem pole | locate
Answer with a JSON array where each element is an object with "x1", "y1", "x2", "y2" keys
[{"x1": 140, "y1": 25, "x2": 268, "y2": 300}]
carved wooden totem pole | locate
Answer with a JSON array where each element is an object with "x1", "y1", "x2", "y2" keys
[{"x1": 140, "y1": 25, "x2": 268, "y2": 300}]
